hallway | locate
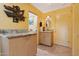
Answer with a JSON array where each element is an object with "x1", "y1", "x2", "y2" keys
[{"x1": 37, "y1": 45, "x2": 72, "y2": 56}]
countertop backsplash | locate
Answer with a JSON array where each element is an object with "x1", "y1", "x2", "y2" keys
[{"x1": 0, "y1": 29, "x2": 28, "y2": 35}]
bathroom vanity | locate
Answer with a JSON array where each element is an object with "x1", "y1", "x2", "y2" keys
[
  {"x1": 39, "y1": 31, "x2": 53, "y2": 47},
  {"x1": 0, "y1": 31, "x2": 37, "y2": 56}
]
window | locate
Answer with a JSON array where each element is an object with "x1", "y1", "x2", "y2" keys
[{"x1": 28, "y1": 12, "x2": 37, "y2": 31}]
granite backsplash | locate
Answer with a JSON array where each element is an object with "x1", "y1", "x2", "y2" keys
[{"x1": 0, "y1": 29, "x2": 28, "y2": 34}]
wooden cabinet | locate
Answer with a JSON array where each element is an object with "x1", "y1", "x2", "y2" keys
[
  {"x1": 0, "y1": 34, "x2": 37, "y2": 56},
  {"x1": 0, "y1": 38, "x2": 2, "y2": 55},
  {"x1": 39, "y1": 31, "x2": 53, "y2": 46},
  {"x1": 9, "y1": 34, "x2": 37, "y2": 56}
]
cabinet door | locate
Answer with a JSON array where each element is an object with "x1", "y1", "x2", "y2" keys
[
  {"x1": 0, "y1": 39, "x2": 2, "y2": 55},
  {"x1": 39, "y1": 32, "x2": 46, "y2": 44},
  {"x1": 39, "y1": 32, "x2": 53, "y2": 46},
  {"x1": 9, "y1": 35, "x2": 37, "y2": 56}
]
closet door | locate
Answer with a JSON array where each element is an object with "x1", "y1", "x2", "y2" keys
[{"x1": 56, "y1": 14, "x2": 69, "y2": 47}]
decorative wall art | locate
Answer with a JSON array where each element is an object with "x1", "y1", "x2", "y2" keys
[{"x1": 4, "y1": 5, "x2": 25, "y2": 23}]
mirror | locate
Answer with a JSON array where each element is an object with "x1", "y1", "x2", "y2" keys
[{"x1": 46, "y1": 16, "x2": 51, "y2": 30}]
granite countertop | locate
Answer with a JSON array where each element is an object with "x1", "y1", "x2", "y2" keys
[
  {"x1": 40, "y1": 31, "x2": 53, "y2": 32},
  {"x1": 0, "y1": 31, "x2": 37, "y2": 38}
]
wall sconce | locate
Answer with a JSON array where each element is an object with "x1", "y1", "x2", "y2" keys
[{"x1": 40, "y1": 22, "x2": 42, "y2": 27}]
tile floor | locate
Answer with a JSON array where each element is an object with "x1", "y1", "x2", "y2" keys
[{"x1": 37, "y1": 44, "x2": 72, "y2": 56}]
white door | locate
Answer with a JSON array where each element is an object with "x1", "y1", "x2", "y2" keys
[{"x1": 55, "y1": 14, "x2": 69, "y2": 47}]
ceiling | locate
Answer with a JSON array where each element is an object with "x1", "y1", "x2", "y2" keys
[{"x1": 32, "y1": 3, "x2": 71, "y2": 13}]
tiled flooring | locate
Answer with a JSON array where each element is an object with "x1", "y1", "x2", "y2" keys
[{"x1": 37, "y1": 44, "x2": 72, "y2": 56}]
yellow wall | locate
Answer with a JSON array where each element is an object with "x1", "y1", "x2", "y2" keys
[
  {"x1": 0, "y1": 3, "x2": 77, "y2": 49},
  {"x1": 0, "y1": 3, "x2": 43, "y2": 30},
  {"x1": 44, "y1": 5, "x2": 73, "y2": 48},
  {"x1": 72, "y1": 4, "x2": 79, "y2": 56},
  {"x1": 0, "y1": 3, "x2": 46, "y2": 45},
  {"x1": 1, "y1": 3, "x2": 79, "y2": 55}
]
